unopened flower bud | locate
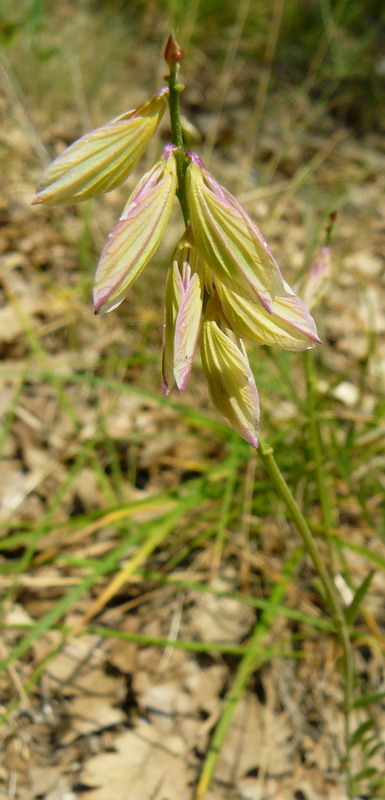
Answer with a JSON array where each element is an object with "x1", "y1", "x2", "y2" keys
[
  {"x1": 164, "y1": 32, "x2": 185, "y2": 65},
  {"x1": 300, "y1": 246, "x2": 331, "y2": 311}
]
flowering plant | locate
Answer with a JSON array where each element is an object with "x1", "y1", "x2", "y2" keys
[
  {"x1": 32, "y1": 39, "x2": 360, "y2": 797},
  {"x1": 33, "y1": 33, "x2": 320, "y2": 447}
]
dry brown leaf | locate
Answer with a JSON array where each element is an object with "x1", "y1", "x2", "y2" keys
[
  {"x1": 186, "y1": 580, "x2": 255, "y2": 644},
  {"x1": 81, "y1": 722, "x2": 195, "y2": 800}
]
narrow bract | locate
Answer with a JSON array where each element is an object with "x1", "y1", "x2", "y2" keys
[
  {"x1": 32, "y1": 89, "x2": 168, "y2": 205},
  {"x1": 93, "y1": 144, "x2": 177, "y2": 314}
]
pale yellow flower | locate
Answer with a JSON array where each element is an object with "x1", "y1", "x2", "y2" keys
[
  {"x1": 162, "y1": 228, "x2": 203, "y2": 394},
  {"x1": 32, "y1": 89, "x2": 168, "y2": 205},
  {"x1": 186, "y1": 152, "x2": 287, "y2": 310},
  {"x1": 200, "y1": 298, "x2": 260, "y2": 448},
  {"x1": 93, "y1": 145, "x2": 177, "y2": 314}
]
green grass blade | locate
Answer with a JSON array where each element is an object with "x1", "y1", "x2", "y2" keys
[
  {"x1": 345, "y1": 571, "x2": 375, "y2": 625},
  {"x1": 195, "y1": 547, "x2": 303, "y2": 799}
]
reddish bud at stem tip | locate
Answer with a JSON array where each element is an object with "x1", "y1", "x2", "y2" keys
[{"x1": 164, "y1": 32, "x2": 184, "y2": 64}]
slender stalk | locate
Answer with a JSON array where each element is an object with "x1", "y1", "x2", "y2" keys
[
  {"x1": 212, "y1": 437, "x2": 241, "y2": 572},
  {"x1": 164, "y1": 35, "x2": 190, "y2": 226},
  {"x1": 304, "y1": 349, "x2": 335, "y2": 560},
  {"x1": 304, "y1": 215, "x2": 337, "y2": 563},
  {"x1": 258, "y1": 439, "x2": 354, "y2": 793},
  {"x1": 167, "y1": 61, "x2": 184, "y2": 150}
]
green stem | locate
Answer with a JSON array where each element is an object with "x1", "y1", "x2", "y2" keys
[
  {"x1": 258, "y1": 439, "x2": 354, "y2": 793},
  {"x1": 165, "y1": 61, "x2": 190, "y2": 227},
  {"x1": 304, "y1": 349, "x2": 335, "y2": 560}
]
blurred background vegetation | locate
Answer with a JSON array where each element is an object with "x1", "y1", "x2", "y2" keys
[{"x1": 1, "y1": 0, "x2": 385, "y2": 129}]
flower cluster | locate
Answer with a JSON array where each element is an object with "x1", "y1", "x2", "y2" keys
[{"x1": 33, "y1": 72, "x2": 320, "y2": 448}]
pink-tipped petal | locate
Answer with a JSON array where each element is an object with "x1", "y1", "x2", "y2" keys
[
  {"x1": 93, "y1": 145, "x2": 177, "y2": 314},
  {"x1": 162, "y1": 259, "x2": 183, "y2": 394},
  {"x1": 216, "y1": 278, "x2": 321, "y2": 350},
  {"x1": 32, "y1": 89, "x2": 168, "y2": 205},
  {"x1": 300, "y1": 246, "x2": 331, "y2": 311},
  {"x1": 200, "y1": 314, "x2": 260, "y2": 448},
  {"x1": 186, "y1": 153, "x2": 287, "y2": 307},
  {"x1": 162, "y1": 229, "x2": 203, "y2": 394},
  {"x1": 174, "y1": 271, "x2": 202, "y2": 391}
]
